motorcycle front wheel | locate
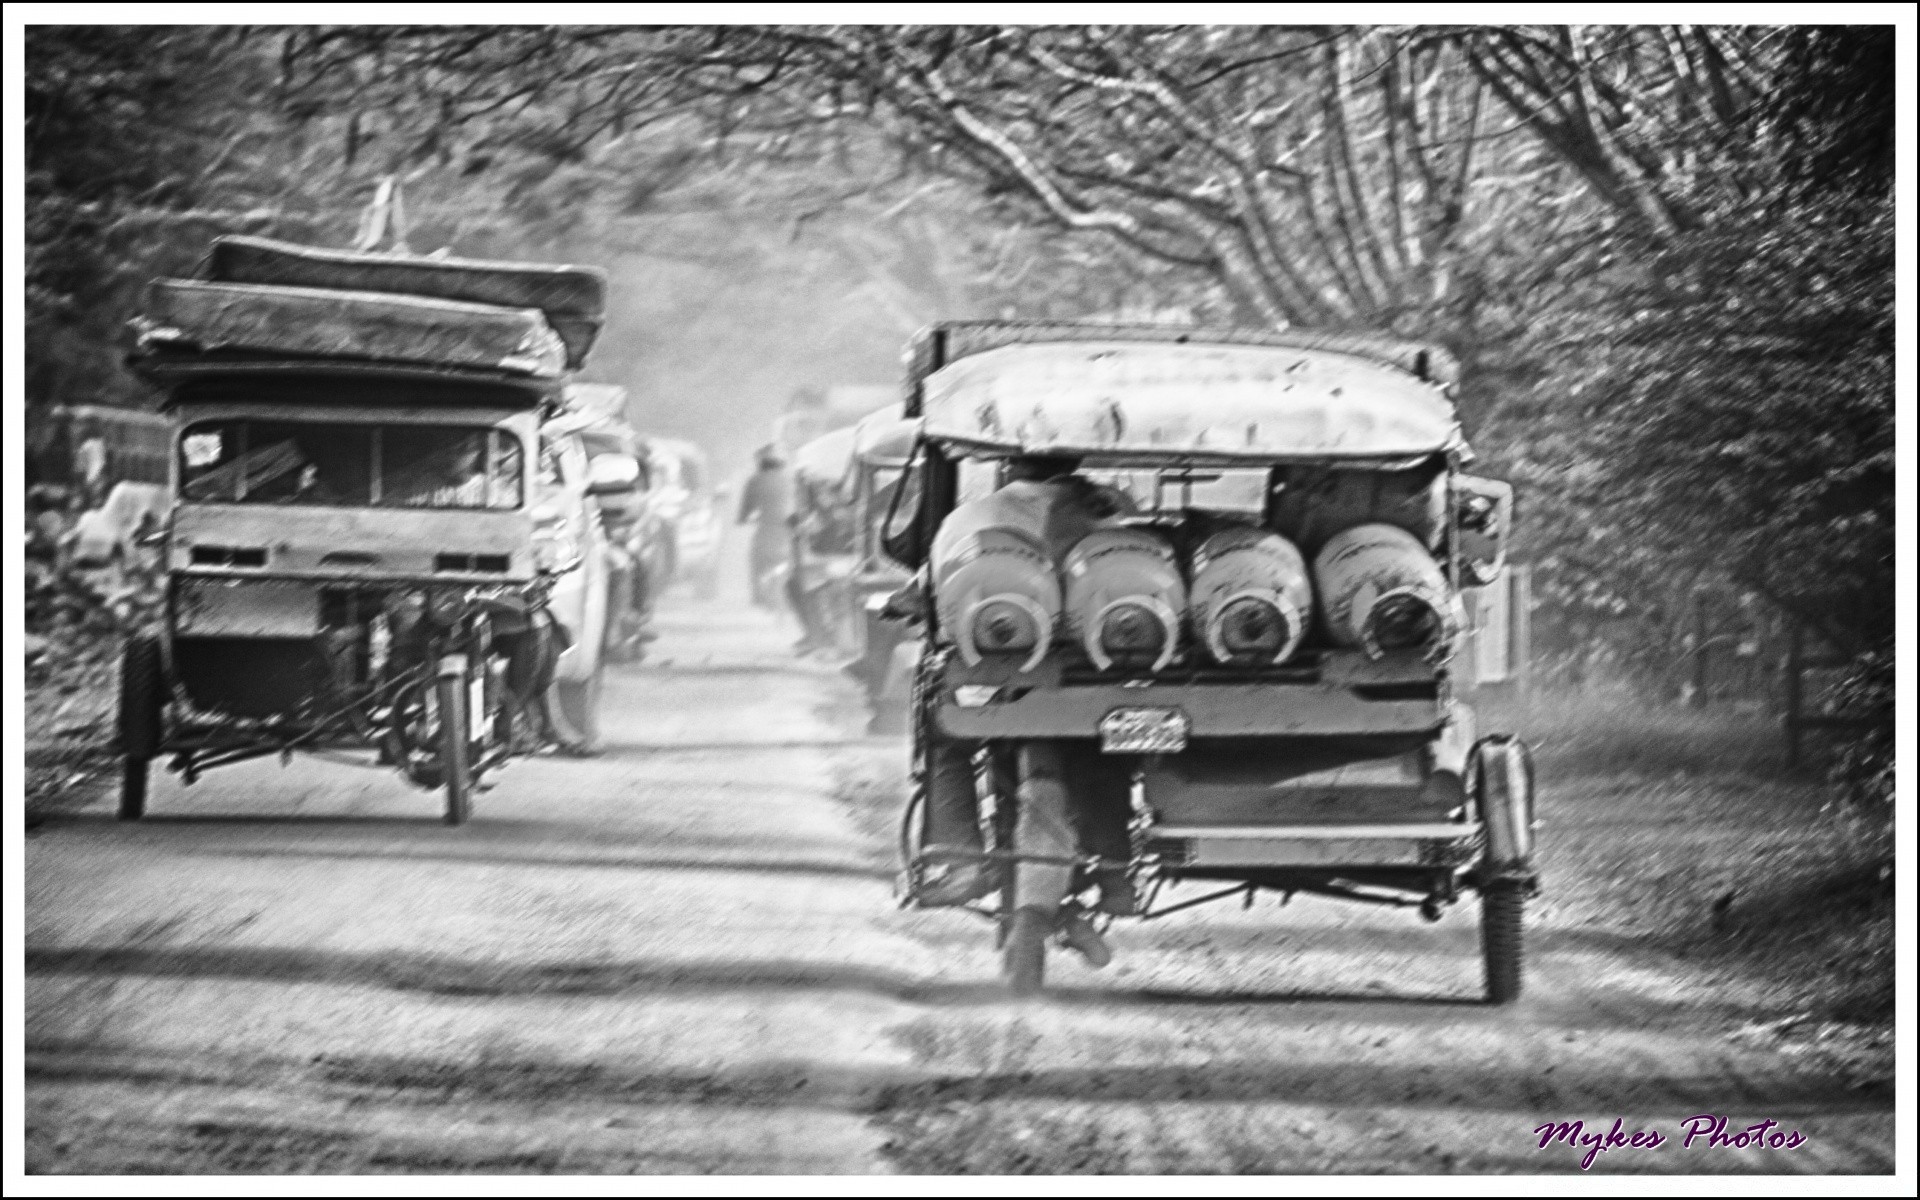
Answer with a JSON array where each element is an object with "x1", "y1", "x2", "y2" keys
[{"x1": 437, "y1": 657, "x2": 473, "y2": 826}]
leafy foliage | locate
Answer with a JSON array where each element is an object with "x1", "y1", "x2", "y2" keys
[{"x1": 24, "y1": 24, "x2": 1893, "y2": 796}]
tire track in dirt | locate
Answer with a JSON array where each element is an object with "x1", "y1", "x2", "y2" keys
[{"x1": 827, "y1": 724, "x2": 1896, "y2": 1175}]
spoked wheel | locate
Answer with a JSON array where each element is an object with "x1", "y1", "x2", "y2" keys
[
  {"x1": 436, "y1": 658, "x2": 473, "y2": 826},
  {"x1": 1480, "y1": 880, "x2": 1526, "y2": 1004},
  {"x1": 117, "y1": 635, "x2": 163, "y2": 821}
]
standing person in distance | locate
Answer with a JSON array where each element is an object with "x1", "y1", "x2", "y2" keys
[{"x1": 737, "y1": 445, "x2": 792, "y2": 609}]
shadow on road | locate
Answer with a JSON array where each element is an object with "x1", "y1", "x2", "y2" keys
[
  {"x1": 181, "y1": 844, "x2": 896, "y2": 880},
  {"x1": 26, "y1": 1039, "x2": 1889, "y2": 1117},
  {"x1": 25, "y1": 942, "x2": 1743, "y2": 1027}
]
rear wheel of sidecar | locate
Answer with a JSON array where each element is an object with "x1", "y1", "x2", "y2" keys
[
  {"x1": 437, "y1": 665, "x2": 472, "y2": 826},
  {"x1": 117, "y1": 635, "x2": 163, "y2": 820},
  {"x1": 1480, "y1": 880, "x2": 1526, "y2": 1004}
]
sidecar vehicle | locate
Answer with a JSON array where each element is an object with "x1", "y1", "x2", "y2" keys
[
  {"x1": 886, "y1": 322, "x2": 1535, "y2": 1000},
  {"x1": 117, "y1": 235, "x2": 610, "y2": 824}
]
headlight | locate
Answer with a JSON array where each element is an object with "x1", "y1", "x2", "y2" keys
[
  {"x1": 426, "y1": 588, "x2": 471, "y2": 627},
  {"x1": 533, "y1": 530, "x2": 581, "y2": 573}
]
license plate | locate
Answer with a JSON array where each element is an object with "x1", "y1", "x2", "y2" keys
[{"x1": 1100, "y1": 706, "x2": 1190, "y2": 753}]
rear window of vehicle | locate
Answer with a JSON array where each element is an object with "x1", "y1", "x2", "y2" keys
[{"x1": 179, "y1": 420, "x2": 523, "y2": 509}]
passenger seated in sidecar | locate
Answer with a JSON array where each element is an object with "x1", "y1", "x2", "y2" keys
[{"x1": 910, "y1": 454, "x2": 1140, "y2": 947}]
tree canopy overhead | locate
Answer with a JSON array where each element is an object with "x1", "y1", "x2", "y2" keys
[{"x1": 25, "y1": 23, "x2": 1895, "y2": 795}]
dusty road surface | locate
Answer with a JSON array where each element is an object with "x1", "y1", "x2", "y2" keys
[{"x1": 25, "y1": 593, "x2": 1895, "y2": 1175}]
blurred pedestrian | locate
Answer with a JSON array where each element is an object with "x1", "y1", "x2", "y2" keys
[
  {"x1": 74, "y1": 419, "x2": 108, "y2": 510},
  {"x1": 785, "y1": 478, "x2": 855, "y2": 655},
  {"x1": 736, "y1": 445, "x2": 791, "y2": 608}
]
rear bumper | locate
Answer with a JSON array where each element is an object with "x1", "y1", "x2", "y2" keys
[
  {"x1": 932, "y1": 647, "x2": 1447, "y2": 740},
  {"x1": 1145, "y1": 822, "x2": 1481, "y2": 869}
]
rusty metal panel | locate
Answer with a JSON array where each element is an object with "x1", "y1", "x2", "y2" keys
[{"x1": 174, "y1": 578, "x2": 321, "y2": 638}]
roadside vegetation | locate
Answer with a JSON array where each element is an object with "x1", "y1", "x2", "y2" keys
[{"x1": 28, "y1": 23, "x2": 1892, "y2": 1070}]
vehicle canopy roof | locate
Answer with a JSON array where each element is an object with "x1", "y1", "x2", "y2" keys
[
  {"x1": 911, "y1": 324, "x2": 1465, "y2": 466},
  {"x1": 851, "y1": 404, "x2": 919, "y2": 467},
  {"x1": 791, "y1": 424, "x2": 861, "y2": 488},
  {"x1": 128, "y1": 235, "x2": 607, "y2": 400}
]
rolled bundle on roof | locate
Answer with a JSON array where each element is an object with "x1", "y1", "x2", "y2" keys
[
  {"x1": 206, "y1": 235, "x2": 607, "y2": 369},
  {"x1": 131, "y1": 279, "x2": 570, "y2": 379},
  {"x1": 1190, "y1": 526, "x2": 1312, "y2": 667},
  {"x1": 1314, "y1": 523, "x2": 1462, "y2": 662},
  {"x1": 1064, "y1": 527, "x2": 1185, "y2": 673}
]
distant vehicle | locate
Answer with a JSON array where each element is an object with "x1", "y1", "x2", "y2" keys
[
  {"x1": 789, "y1": 425, "x2": 865, "y2": 657},
  {"x1": 533, "y1": 411, "x2": 623, "y2": 750},
  {"x1": 38, "y1": 404, "x2": 172, "y2": 490},
  {"x1": 844, "y1": 406, "x2": 921, "y2": 733},
  {"x1": 555, "y1": 386, "x2": 671, "y2": 664},
  {"x1": 887, "y1": 322, "x2": 1533, "y2": 999},
  {"x1": 645, "y1": 437, "x2": 721, "y2": 599},
  {"x1": 115, "y1": 233, "x2": 609, "y2": 824}
]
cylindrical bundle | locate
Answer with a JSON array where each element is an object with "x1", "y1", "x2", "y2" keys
[
  {"x1": 1314, "y1": 522, "x2": 1463, "y2": 661},
  {"x1": 1063, "y1": 527, "x2": 1186, "y2": 672},
  {"x1": 931, "y1": 525, "x2": 1060, "y2": 671},
  {"x1": 1189, "y1": 525, "x2": 1313, "y2": 666}
]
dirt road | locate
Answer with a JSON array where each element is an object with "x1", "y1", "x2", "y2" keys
[{"x1": 24, "y1": 594, "x2": 1895, "y2": 1175}]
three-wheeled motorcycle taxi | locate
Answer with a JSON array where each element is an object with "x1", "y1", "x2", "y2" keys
[
  {"x1": 814, "y1": 403, "x2": 925, "y2": 729},
  {"x1": 841, "y1": 406, "x2": 923, "y2": 731},
  {"x1": 117, "y1": 235, "x2": 610, "y2": 824},
  {"x1": 889, "y1": 322, "x2": 1536, "y2": 1000}
]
